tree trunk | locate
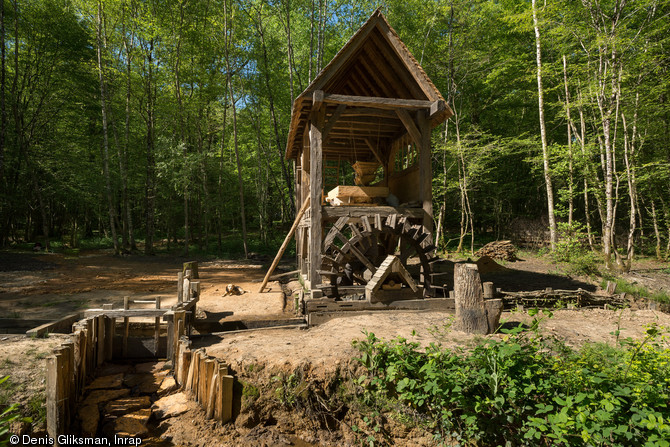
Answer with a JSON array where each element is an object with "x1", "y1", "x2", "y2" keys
[
  {"x1": 562, "y1": 55, "x2": 574, "y2": 226},
  {"x1": 454, "y1": 263, "x2": 488, "y2": 334},
  {"x1": 144, "y1": 38, "x2": 156, "y2": 255},
  {"x1": 0, "y1": 0, "x2": 5, "y2": 185},
  {"x1": 257, "y1": 16, "x2": 294, "y2": 217},
  {"x1": 532, "y1": 0, "x2": 557, "y2": 250},
  {"x1": 96, "y1": 1, "x2": 119, "y2": 255},
  {"x1": 650, "y1": 200, "x2": 661, "y2": 260},
  {"x1": 224, "y1": 0, "x2": 248, "y2": 258},
  {"x1": 122, "y1": 15, "x2": 136, "y2": 251}
]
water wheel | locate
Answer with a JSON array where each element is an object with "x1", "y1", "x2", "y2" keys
[{"x1": 319, "y1": 213, "x2": 437, "y2": 298}]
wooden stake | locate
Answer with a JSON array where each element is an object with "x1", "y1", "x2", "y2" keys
[
  {"x1": 483, "y1": 281, "x2": 495, "y2": 299},
  {"x1": 122, "y1": 296, "x2": 129, "y2": 358},
  {"x1": 154, "y1": 296, "x2": 161, "y2": 356},
  {"x1": 259, "y1": 196, "x2": 310, "y2": 292},
  {"x1": 205, "y1": 371, "x2": 219, "y2": 419},
  {"x1": 177, "y1": 271, "x2": 184, "y2": 303},
  {"x1": 185, "y1": 349, "x2": 198, "y2": 392},
  {"x1": 104, "y1": 316, "x2": 114, "y2": 361},
  {"x1": 221, "y1": 375, "x2": 234, "y2": 423},
  {"x1": 46, "y1": 355, "x2": 59, "y2": 442}
]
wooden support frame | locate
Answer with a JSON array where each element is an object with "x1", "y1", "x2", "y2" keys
[
  {"x1": 309, "y1": 106, "x2": 325, "y2": 287},
  {"x1": 323, "y1": 93, "x2": 433, "y2": 110},
  {"x1": 417, "y1": 110, "x2": 433, "y2": 231}
]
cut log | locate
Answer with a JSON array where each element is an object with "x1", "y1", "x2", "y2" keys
[
  {"x1": 454, "y1": 263, "x2": 488, "y2": 334},
  {"x1": 485, "y1": 299, "x2": 503, "y2": 333},
  {"x1": 475, "y1": 240, "x2": 517, "y2": 261}
]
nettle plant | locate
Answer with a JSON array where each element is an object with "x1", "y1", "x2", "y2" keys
[
  {"x1": 1, "y1": 376, "x2": 31, "y2": 447},
  {"x1": 352, "y1": 318, "x2": 670, "y2": 446}
]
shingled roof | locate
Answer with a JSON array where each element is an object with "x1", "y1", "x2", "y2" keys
[{"x1": 285, "y1": 9, "x2": 453, "y2": 160}]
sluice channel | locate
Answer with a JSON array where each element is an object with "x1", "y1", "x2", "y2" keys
[{"x1": 36, "y1": 262, "x2": 315, "y2": 447}]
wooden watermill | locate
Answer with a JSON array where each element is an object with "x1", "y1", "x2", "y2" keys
[{"x1": 284, "y1": 10, "x2": 453, "y2": 302}]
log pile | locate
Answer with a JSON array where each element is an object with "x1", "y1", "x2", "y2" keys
[
  {"x1": 475, "y1": 240, "x2": 518, "y2": 261},
  {"x1": 500, "y1": 288, "x2": 629, "y2": 309}
]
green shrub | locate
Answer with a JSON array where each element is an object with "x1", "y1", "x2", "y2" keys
[
  {"x1": 553, "y1": 222, "x2": 600, "y2": 276},
  {"x1": 352, "y1": 325, "x2": 670, "y2": 446}
]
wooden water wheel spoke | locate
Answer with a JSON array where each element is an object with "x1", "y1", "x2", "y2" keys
[
  {"x1": 360, "y1": 215, "x2": 372, "y2": 233},
  {"x1": 323, "y1": 216, "x2": 351, "y2": 251},
  {"x1": 374, "y1": 213, "x2": 383, "y2": 231},
  {"x1": 320, "y1": 216, "x2": 435, "y2": 297}
]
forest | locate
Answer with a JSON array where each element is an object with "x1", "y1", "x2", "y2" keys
[{"x1": 0, "y1": 0, "x2": 668, "y2": 272}]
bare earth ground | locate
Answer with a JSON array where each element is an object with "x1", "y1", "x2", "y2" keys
[{"x1": 1, "y1": 249, "x2": 669, "y2": 445}]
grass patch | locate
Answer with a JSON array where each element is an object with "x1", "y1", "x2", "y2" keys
[{"x1": 602, "y1": 278, "x2": 670, "y2": 304}]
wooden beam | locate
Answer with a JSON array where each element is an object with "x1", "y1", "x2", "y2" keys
[
  {"x1": 309, "y1": 107, "x2": 325, "y2": 287},
  {"x1": 322, "y1": 104, "x2": 346, "y2": 142},
  {"x1": 259, "y1": 197, "x2": 310, "y2": 292},
  {"x1": 430, "y1": 100, "x2": 446, "y2": 119},
  {"x1": 312, "y1": 90, "x2": 324, "y2": 112},
  {"x1": 340, "y1": 108, "x2": 397, "y2": 118},
  {"x1": 396, "y1": 109, "x2": 421, "y2": 146},
  {"x1": 323, "y1": 93, "x2": 433, "y2": 110}
]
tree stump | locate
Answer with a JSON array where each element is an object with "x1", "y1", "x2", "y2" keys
[{"x1": 454, "y1": 263, "x2": 488, "y2": 334}]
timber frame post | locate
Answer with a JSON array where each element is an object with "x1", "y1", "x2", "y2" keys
[
  {"x1": 309, "y1": 97, "x2": 325, "y2": 288},
  {"x1": 418, "y1": 110, "x2": 432, "y2": 232}
]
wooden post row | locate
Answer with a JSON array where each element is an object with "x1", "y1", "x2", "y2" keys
[{"x1": 179, "y1": 346, "x2": 234, "y2": 424}]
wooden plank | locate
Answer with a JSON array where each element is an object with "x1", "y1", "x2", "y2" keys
[
  {"x1": 26, "y1": 312, "x2": 81, "y2": 337},
  {"x1": 221, "y1": 375, "x2": 234, "y2": 423},
  {"x1": 206, "y1": 371, "x2": 219, "y2": 419},
  {"x1": 122, "y1": 296, "x2": 129, "y2": 358},
  {"x1": 85, "y1": 318, "x2": 94, "y2": 378},
  {"x1": 269, "y1": 269, "x2": 300, "y2": 281},
  {"x1": 166, "y1": 315, "x2": 174, "y2": 363},
  {"x1": 46, "y1": 355, "x2": 59, "y2": 442},
  {"x1": 203, "y1": 359, "x2": 216, "y2": 408},
  {"x1": 154, "y1": 297, "x2": 161, "y2": 357},
  {"x1": 306, "y1": 297, "x2": 454, "y2": 313},
  {"x1": 327, "y1": 186, "x2": 389, "y2": 200},
  {"x1": 104, "y1": 316, "x2": 114, "y2": 361},
  {"x1": 323, "y1": 206, "x2": 424, "y2": 219},
  {"x1": 84, "y1": 308, "x2": 167, "y2": 318},
  {"x1": 185, "y1": 349, "x2": 198, "y2": 393},
  {"x1": 323, "y1": 93, "x2": 432, "y2": 110},
  {"x1": 259, "y1": 197, "x2": 310, "y2": 292},
  {"x1": 309, "y1": 106, "x2": 325, "y2": 287},
  {"x1": 177, "y1": 271, "x2": 184, "y2": 304}
]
